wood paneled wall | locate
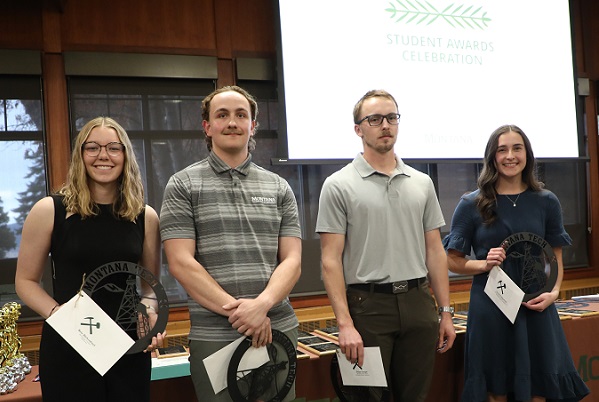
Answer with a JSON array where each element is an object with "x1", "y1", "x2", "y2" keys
[{"x1": 60, "y1": 0, "x2": 217, "y2": 55}]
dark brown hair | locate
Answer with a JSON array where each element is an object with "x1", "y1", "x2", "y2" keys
[{"x1": 476, "y1": 124, "x2": 543, "y2": 224}]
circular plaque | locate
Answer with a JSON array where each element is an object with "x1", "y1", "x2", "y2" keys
[
  {"x1": 83, "y1": 261, "x2": 169, "y2": 354},
  {"x1": 501, "y1": 232, "x2": 558, "y2": 302},
  {"x1": 227, "y1": 329, "x2": 296, "y2": 402}
]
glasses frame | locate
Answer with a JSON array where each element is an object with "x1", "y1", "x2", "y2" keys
[
  {"x1": 82, "y1": 141, "x2": 125, "y2": 157},
  {"x1": 357, "y1": 113, "x2": 401, "y2": 127}
]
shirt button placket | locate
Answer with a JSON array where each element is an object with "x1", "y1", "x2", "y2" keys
[{"x1": 231, "y1": 171, "x2": 241, "y2": 199}]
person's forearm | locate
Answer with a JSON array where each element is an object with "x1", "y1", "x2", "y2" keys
[
  {"x1": 428, "y1": 262, "x2": 452, "y2": 308},
  {"x1": 164, "y1": 239, "x2": 237, "y2": 315},
  {"x1": 426, "y1": 231, "x2": 452, "y2": 307},
  {"x1": 256, "y1": 256, "x2": 300, "y2": 310},
  {"x1": 322, "y1": 260, "x2": 354, "y2": 329},
  {"x1": 252, "y1": 236, "x2": 301, "y2": 310},
  {"x1": 447, "y1": 253, "x2": 487, "y2": 275},
  {"x1": 16, "y1": 279, "x2": 58, "y2": 319},
  {"x1": 170, "y1": 258, "x2": 236, "y2": 316},
  {"x1": 552, "y1": 247, "x2": 564, "y2": 293}
]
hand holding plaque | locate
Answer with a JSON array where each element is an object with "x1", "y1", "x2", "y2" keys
[
  {"x1": 500, "y1": 232, "x2": 558, "y2": 302},
  {"x1": 226, "y1": 329, "x2": 296, "y2": 402},
  {"x1": 83, "y1": 261, "x2": 169, "y2": 354},
  {"x1": 484, "y1": 232, "x2": 558, "y2": 323}
]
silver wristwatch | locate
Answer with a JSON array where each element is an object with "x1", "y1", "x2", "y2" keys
[{"x1": 438, "y1": 306, "x2": 454, "y2": 316}]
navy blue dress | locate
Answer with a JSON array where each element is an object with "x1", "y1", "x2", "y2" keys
[{"x1": 444, "y1": 189, "x2": 589, "y2": 402}]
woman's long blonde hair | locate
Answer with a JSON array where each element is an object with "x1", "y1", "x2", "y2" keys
[{"x1": 57, "y1": 117, "x2": 144, "y2": 221}]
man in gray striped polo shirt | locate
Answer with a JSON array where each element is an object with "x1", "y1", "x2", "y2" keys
[{"x1": 160, "y1": 86, "x2": 302, "y2": 402}]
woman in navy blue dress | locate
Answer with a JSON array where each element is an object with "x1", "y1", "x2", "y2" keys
[{"x1": 444, "y1": 125, "x2": 589, "y2": 402}]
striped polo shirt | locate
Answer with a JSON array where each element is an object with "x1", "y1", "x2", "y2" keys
[{"x1": 160, "y1": 152, "x2": 301, "y2": 341}]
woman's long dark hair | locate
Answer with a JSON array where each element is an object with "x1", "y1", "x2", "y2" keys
[{"x1": 476, "y1": 124, "x2": 544, "y2": 224}]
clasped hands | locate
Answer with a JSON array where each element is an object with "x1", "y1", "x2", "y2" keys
[{"x1": 224, "y1": 298, "x2": 272, "y2": 348}]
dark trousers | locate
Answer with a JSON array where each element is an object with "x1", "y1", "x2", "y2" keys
[
  {"x1": 347, "y1": 282, "x2": 439, "y2": 402},
  {"x1": 188, "y1": 328, "x2": 298, "y2": 402}
]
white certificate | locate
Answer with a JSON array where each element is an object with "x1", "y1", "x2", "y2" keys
[
  {"x1": 46, "y1": 292, "x2": 135, "y2": 376},
  {"x1": 336, "y1": 347, "x2": 387, "y2": 387},
  {"x1": 203, "y1": 337, "x2": 269, "y2": 395},
  {"x1": 484, "y1": 265, "x2": 525, "y2": 324}
]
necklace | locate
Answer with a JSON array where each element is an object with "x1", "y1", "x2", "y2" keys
[{"x1": 504, "y1": 193, "x2": 521, "y2": 207}]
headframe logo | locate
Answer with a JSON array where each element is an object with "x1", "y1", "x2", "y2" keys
[{"x1": 385, "y1": 1, "x2": 491, "y2": 30}]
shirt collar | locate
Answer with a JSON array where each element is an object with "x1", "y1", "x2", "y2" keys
[
  {"x1": 208, "y1": 152, "x2": 252, "y2": 176},
  {"x1": 352, "y1": 153, "x2": 411, "y2": 178}
]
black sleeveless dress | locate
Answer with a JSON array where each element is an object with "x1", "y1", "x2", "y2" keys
[{"x1": 39, "y1": 195, "x2": 151, "y2": 402}]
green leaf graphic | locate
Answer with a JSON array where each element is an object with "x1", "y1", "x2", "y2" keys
[{"x1": 386, "y1": 1, "x2": 491, "y2": 29}]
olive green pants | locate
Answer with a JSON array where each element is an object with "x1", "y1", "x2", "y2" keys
[{"x1": 347, "y1": 282, "x2": 439, "y2": 402}]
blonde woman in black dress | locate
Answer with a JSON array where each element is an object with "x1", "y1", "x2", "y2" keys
[{"x1": 16, "y1": 117, "x2": 163, "y2": 402}]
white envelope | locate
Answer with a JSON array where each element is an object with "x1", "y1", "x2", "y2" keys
[
  {"x1": 484, "y1": 265, "x2": 525, "y2": 324},
  {"x1": 46, "y1": 292, "x2": 135, "y2": 376},
  {"x1": 203, "y1": 337, "x2": 269, "y2": 395},
  {"x1": 336, "y1": 346, "x2": 387, "y2": 387}
]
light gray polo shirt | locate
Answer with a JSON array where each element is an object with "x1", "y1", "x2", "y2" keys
[
  {"x1": 160, "y1": 152, "x2": 301, "y2": 341},
  {"x1": 315, "y1": 153, "x2": 445, "y2": 284}
]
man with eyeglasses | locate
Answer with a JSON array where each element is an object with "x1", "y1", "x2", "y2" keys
[{"x1": 316, "y1": 89, "x2": 455, "y2": 402}]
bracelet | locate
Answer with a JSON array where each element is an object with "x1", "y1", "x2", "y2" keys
[{"x1": 49, "y1": 304, "x2": 59, "y2": 317}]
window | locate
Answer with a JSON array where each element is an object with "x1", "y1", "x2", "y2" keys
[
  {"x1": 68, "y1": 77, "x2": 215, "y2": 305},
  {"x1": 0, "y1": 75, "x2": 49, "y2": 320}
]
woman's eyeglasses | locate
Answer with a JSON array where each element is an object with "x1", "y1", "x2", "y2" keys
[{"x1": 82, "y1": 141, "x2": 125, "y2": 157}]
